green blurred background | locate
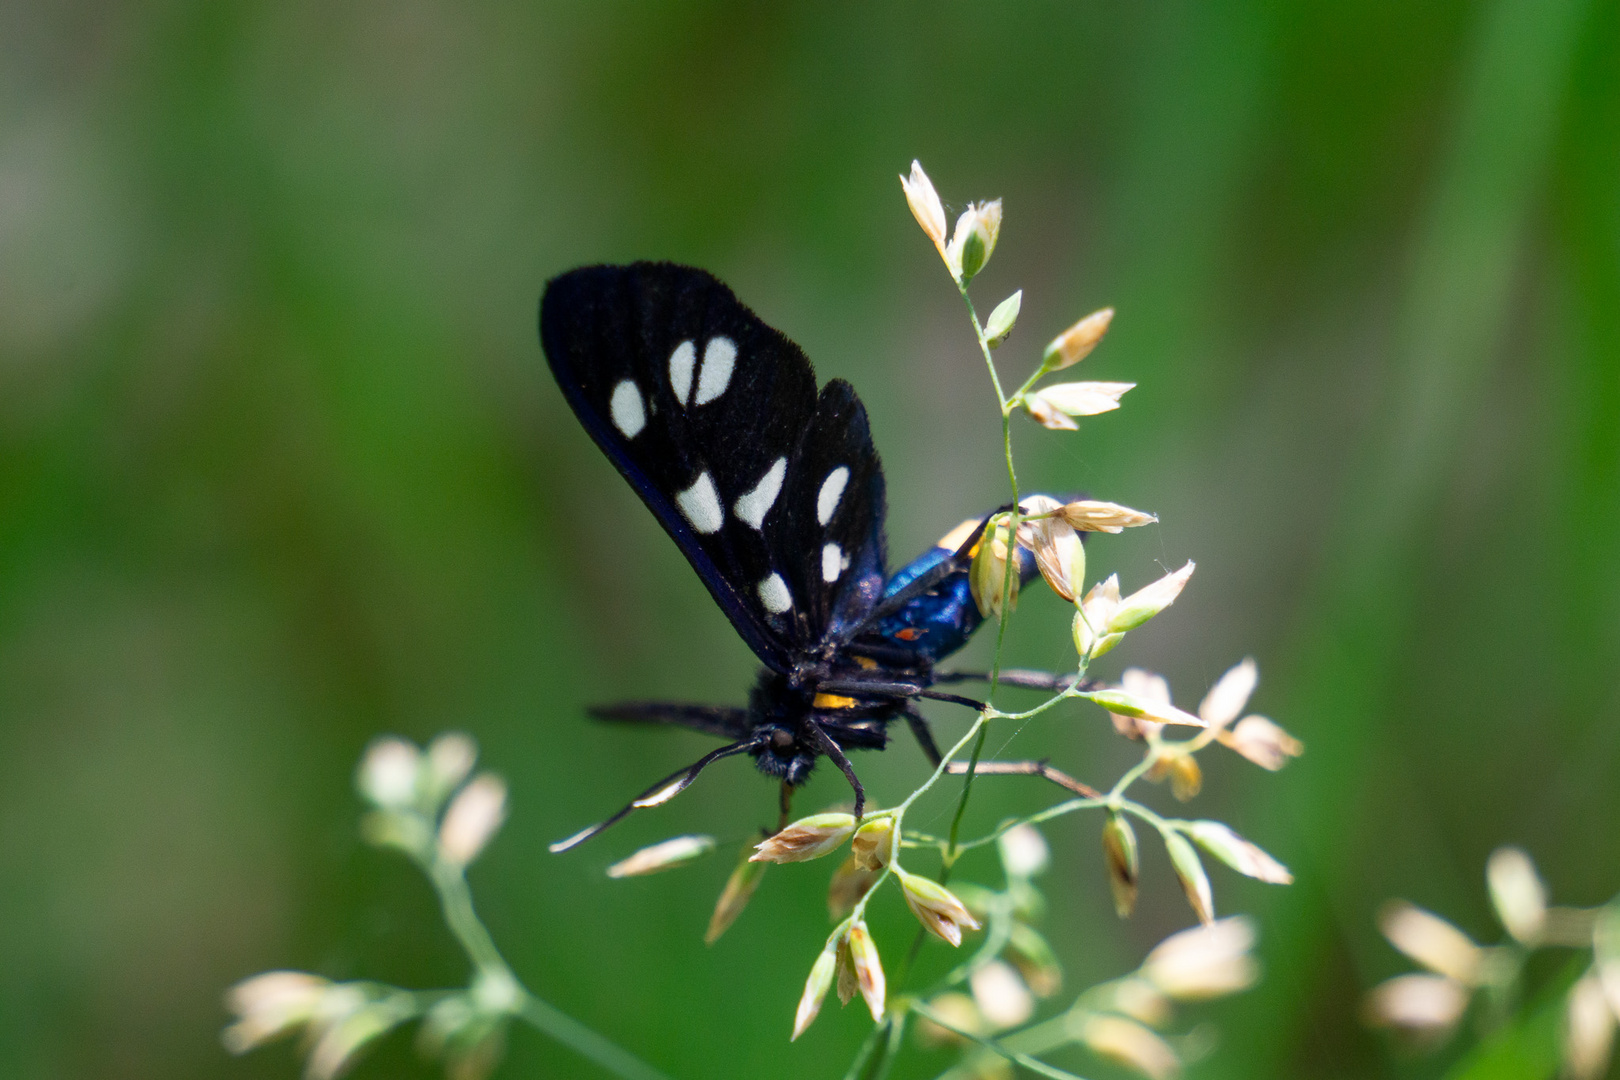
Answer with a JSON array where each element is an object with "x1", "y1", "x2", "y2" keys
[{"x1": 2, "y1": 0, "x2": 1617, "y2": 1077}]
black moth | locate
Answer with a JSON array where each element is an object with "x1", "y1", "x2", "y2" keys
[{"x1": 540, "y1": 263, "x2": 1069, "y2": 851}]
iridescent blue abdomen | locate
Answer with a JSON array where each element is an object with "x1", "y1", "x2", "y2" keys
[{"x1": 871, "y1": 527, "x2": 1038, "y2": 663}]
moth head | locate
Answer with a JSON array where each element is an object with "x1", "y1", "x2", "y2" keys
[{"x1": 751, "y1": 725, "x2": 816, "y2": 785}]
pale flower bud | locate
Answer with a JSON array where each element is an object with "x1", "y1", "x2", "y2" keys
[
  {"x1": 1486, "y1": 846, "x2": 1548, "y2": 945},
  {"x1": 1108, "y1": 977, "x2": 1171, "y2": 1028},
  {"x1": 899, "y1": 871, "x2": 982, "y2": 947},
  {"x1": 947, "y1": 881, "x2": 997, "y2": 923},
  {"x1": 1217, "y1": 715, "x2": 1304, "y2": 770},
  {"x1": 1379, "y1": 901, "x2": 1483, "y2": 985},
  {"x1": 850, "y1": 816, "x2": 894, "y2": 871},
  {"x1": 1183, "y1": 821, "x2": 1293, "y2": 884},
  {"x1": 947, "y1": 200, "x2": 1002, "y2": 283},
  {"x1": 1016, "y1": 495, "x2": 1085, "y2": 602},
  {"x1": 1024, "y1": 392, "x2": 1079, "y2": 431},
  {"x1": 984, "y1": 290, "x2": 1022, "y2": 348},
  {"x1": 969, "y1": 521, "x2": 1019, "y2": 619},
  {"x1": 900, "y1": 160, "x2": 947, "y2": 254},
  {"x1": 1564, "y1": 974, "x2": 1617, "y2": 1080},
  {"x1": 1164, "y1": 831, "x2": 1214, "y2": 924},
  {"x1": 791, "y1": 944, "x2": 838, "y2": 1041},
  {"x1": 303, "y1": 987, "x2": 397, "y2": 1080},
  {"x1": 1060, "y1": 499, "x2": 1158, "y2": 533},
  {"x1": 1166, "y1": 751, "x2": 1203, "y2": 802},
  {"x1": 751, "y1": 813, "x2": 857, "y2": 863},
  {"x1": 1141, "y1": 917, "x2": 1259, "y2": 1000},
  {"x1": 1197, "y1": 659, "x2": 1257, "y2": 732},
  {"x1": 606, "y1": 834, "x2": 716, "y2": 878},
  {"x1": 1364, "y1": 973, "x2": 1469, "y2": 1037},
  {"x1": 1103, "y1": 812, "x2": 1140, "y2": 918},
  {"x1": 423, "y1": 732, "x2": 477, "y2": 803},
  {"x1": 998, "y1": 823, "x2": 1050, "y2": 879},
  {"x1": 1043, "y1": 308, "x2": 1114, "y2": 370},
  {"x1": 848, "y1": 921, "x2": 886, "y2": 1021},
  {"x1": 1107, "y1": 562, "x2": 1195, "y2": 634},
  {"x1": 1074, "y1": 575, "x2": 1125, "y2": 660},
  {"x1": 1109, "y1": 667, "x2": 1171, "y2": 739},
  {"x1": 1028, "y1": 381, "x2": 1135, "y2": 418},
  {"x1": 438, "y1": 773, "x2": 507, "y2": 866},
  {"x1": 706, "y1": 850, "x2": 767, "y2": 944},
  {"x1": 222, "y1": 971, "x2": 332, "y2": 1053},
  {"x1": 970, "y1": 959, "x2": 1034, "y2": 1029},
  {"x1": 1076, "y1": 1014, "x2": 1180, "y2": 1080},
  {"x1": 1087, "y1": 687, "x2": 1205, "y2": 729},
  {"x1": 357, "y1": 737, "x2": 420, "y2": 809}
]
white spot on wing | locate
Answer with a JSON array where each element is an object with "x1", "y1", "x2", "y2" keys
[
  {"x1": 817, "y1": 466, "x2": 850, "y2": 526},
  {"x1": 609, "y1": 380, "x2": 645, "y2": 438},
  {"x1": 675, "y1": 471, "x2": 724, "y2": 534},
  {"x1": 758, "y1": 572, "x2": 792, "y2": 613},
  {"x1": 669, "y1": 341, "x2": 696, "y2": 405},
  {"x1": 733, "y1": 457, "x2": 787, "y2": 530},
  {"x1": 822, "y1": 542, "x2": 845, "y2": 583},
  {"x1": 695, "y1": 336, "x2": 736, "y2": 405}
]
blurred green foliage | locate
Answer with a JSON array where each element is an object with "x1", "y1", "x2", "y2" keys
[{"x1": 1, "y1": 1, "x2": 1616, "y2": 1077}]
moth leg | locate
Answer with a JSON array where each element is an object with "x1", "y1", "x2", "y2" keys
[
  {"x1": 777, "y1": 781, "x2": 793, "y2": 832},
  {"x1": 806, "y1": 721, "x2": 866, "y2": 821},
  {"x1": 549, "y1": 738, "x2": 755, "y2": 853},
  {"x1": 917, "y1": 688, "x2": 987, "y2": 710},
  {"x1": 933, "y1": 670, "x2": 1098, "y2": 693},
  {"x1": 817, "y1": 678, "x2": 986, "y2": 713},
  {"x1": 903, "y1": 707, "x2": 943, "y2": 767},
  {"x1": 818, "y1": 678, "x2": 923, "y2": 698},
  {"x1": 942, "y1": 759, "x2": 1102, "y2": 799}
]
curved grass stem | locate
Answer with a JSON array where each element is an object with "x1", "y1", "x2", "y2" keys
[
  {"x1": 423, "y1": 855, "x2": 671, "y2": 1080},
  {"x1": 939, "y1": 281, "x2": 1023, "y2": 880}
]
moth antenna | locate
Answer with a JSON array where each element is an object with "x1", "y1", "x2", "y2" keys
[
  {"x1": 549, "y1": 738, "x2": 757, "y2": 853},
  {"x1": 915, "y1": 688, "x2": 987, "y2": 710}
]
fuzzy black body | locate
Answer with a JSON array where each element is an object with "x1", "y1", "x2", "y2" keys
[{"x1": 540, "y1": 262, "x2": 1035, "y2": 850}]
